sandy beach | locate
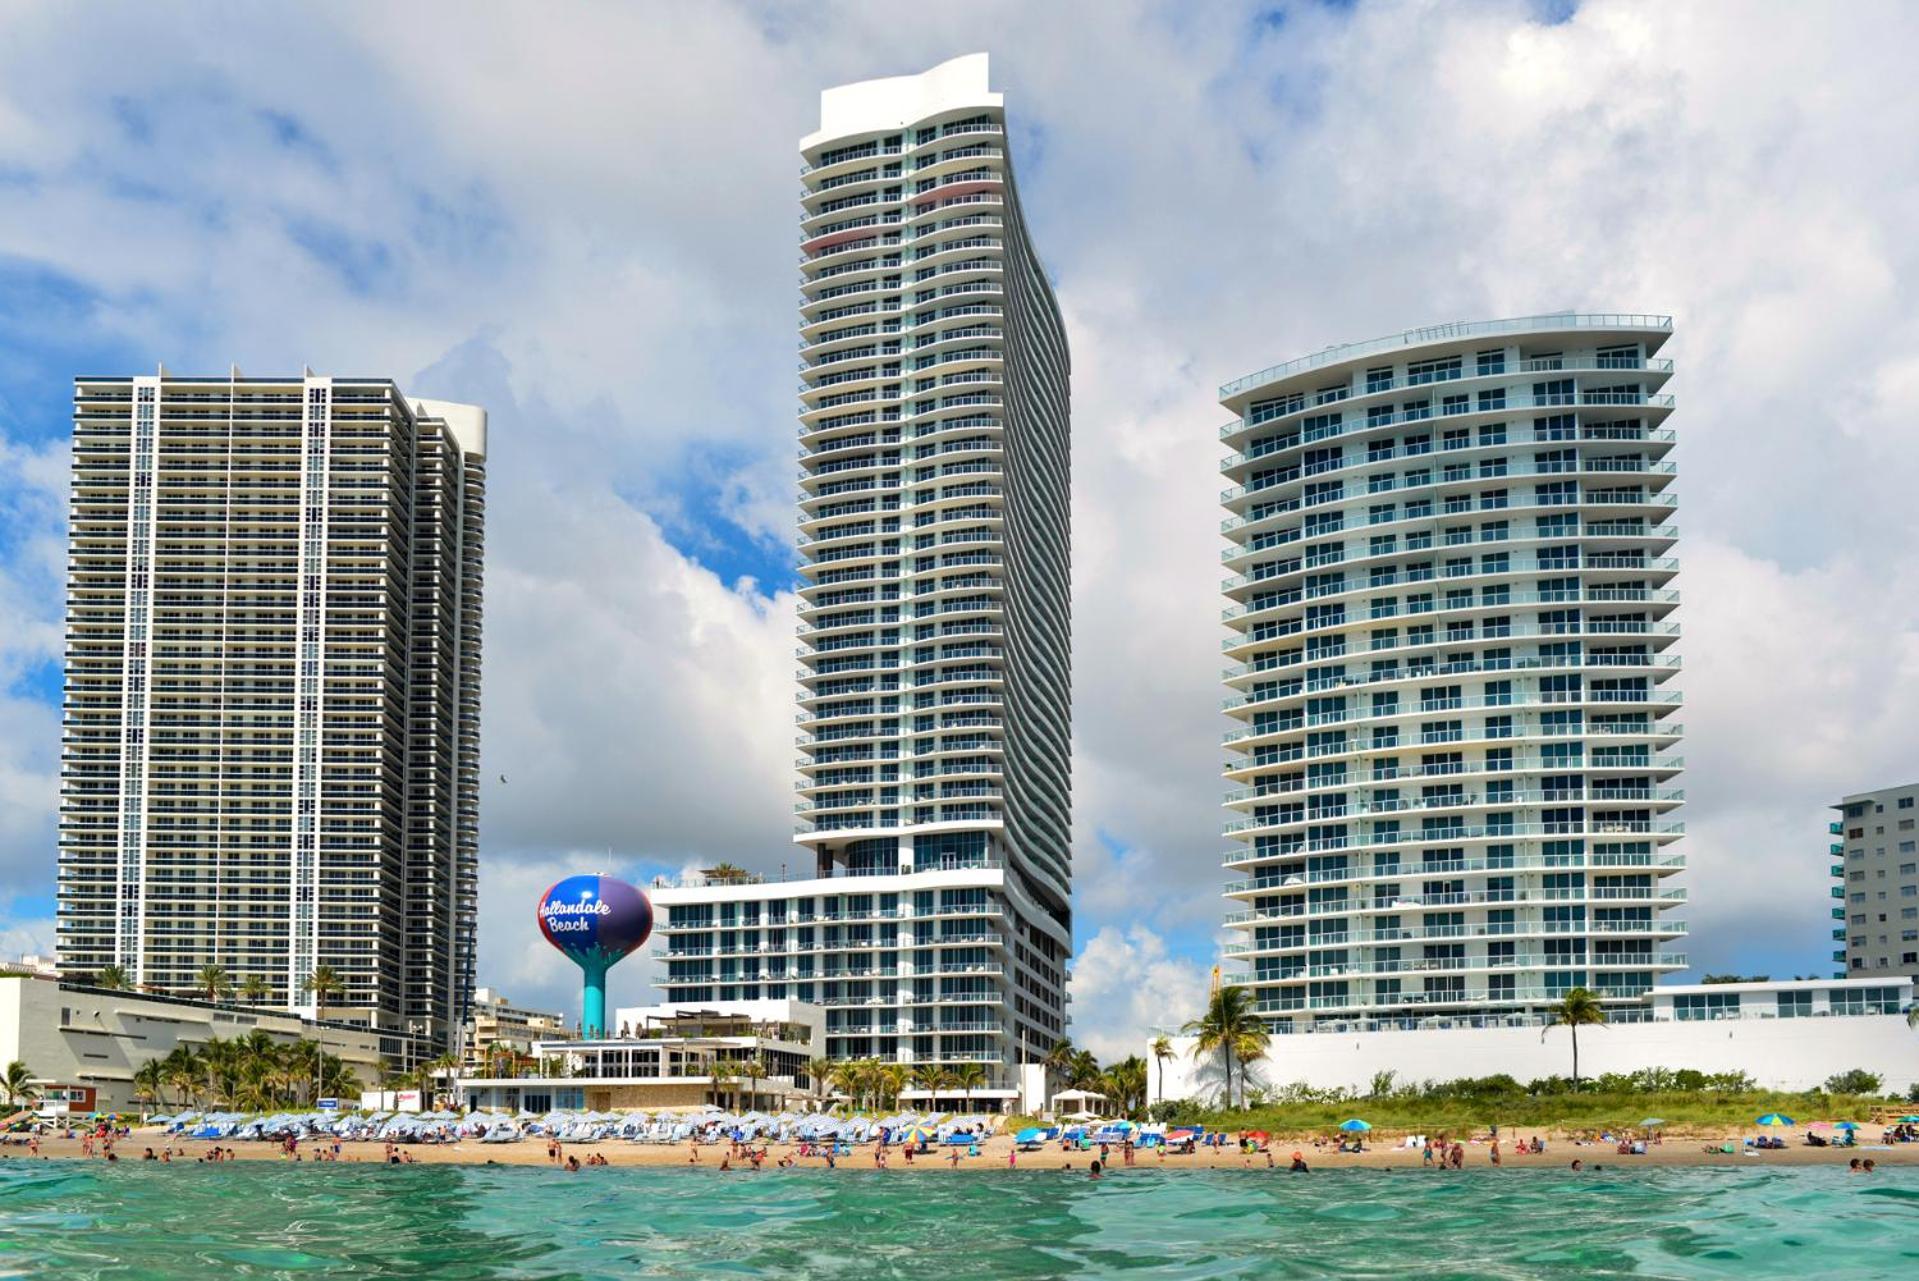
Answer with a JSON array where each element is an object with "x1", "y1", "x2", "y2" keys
[{"x1": 13, "y1": 1127, "x2": 1917, "y2": 1173}]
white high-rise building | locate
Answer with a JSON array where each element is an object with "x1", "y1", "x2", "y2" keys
[
  {"x1": 1216, "y1": 315, "x2": 1685, "y2": 1030},
  {"x1": 57, "y1": 371, "x2": 486, "y2": 1058},
  {"x1": 652, "y1": 54, "x2": 1073, "y2": 1092}
]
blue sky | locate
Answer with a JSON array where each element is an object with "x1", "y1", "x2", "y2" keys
[{"x1": 5, "y1": 0, "x2": 1919, "y2": 1054}]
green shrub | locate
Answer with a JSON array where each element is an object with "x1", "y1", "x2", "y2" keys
[{"x1": 1822, "y1": 1069, "x2": 1883, "y2": 1095}]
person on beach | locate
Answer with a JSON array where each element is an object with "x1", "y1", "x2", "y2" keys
[
  {"x1": 1290, "y1": 1152, "x2": 1309, "y2": 1172},
  {"x1": 1849, "y1": 1158, "x2": 1862, "y2": 1172},
  {"x1": 1423, "y1": 1140, "x2": 1435, "y2": 1167},
  {"x1": 1008, "y1": 1147, "x2": 1017, "y2": 1169},
  {"x1": 1490, "y1": 1139, "x2": 1501, "y2": 1167},
  {"x1": 1088, "y1": 1159, "x2": 1102, "y2": 1180}
]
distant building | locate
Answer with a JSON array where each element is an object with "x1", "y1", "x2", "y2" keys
[
  {"x1": 456, "y1": 999, "x2": 822, "y2": 1113},
  {"x1": 0, "y1": 973, "x2": 384, "y2": 1113},
  {"x1": 56, "y1": 371, "x2": 487, "y2": 1061},
  {"x1": 465, "y1": 986, "x2": 573, "y2": 1068},
  {"x1": 1831, "y1": 782, "x2": 1919, "y2": 976},
  {"x1": 4, "y1": 955, "x2": 61, "y2": 978}
]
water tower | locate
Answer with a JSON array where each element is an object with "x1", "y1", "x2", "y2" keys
[{"x1": 536, "y1": 874, "x2": 654, "y2": 1039}]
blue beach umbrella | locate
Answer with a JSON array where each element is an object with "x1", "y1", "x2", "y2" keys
[
  {"x1": 1754, "y1": 1113, "x2": 1793, "y2": 1127},
  {"x1": 1833, "y1": 1121, "x2": 1860, "y2": 1131},
  {"x1": 1338, "y1": 1119, "x2": 1372, "y2": 1132}
]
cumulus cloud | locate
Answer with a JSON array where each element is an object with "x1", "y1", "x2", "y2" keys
[
  {"x1": 0, "y1": 431, "x2": 66, "y2": 900},
  {"x1": 1065, "y1": 924, "x2": 1214, "y2": 1062},
  {"x1": 1, "y1": 0, "x2": 1918, "y2": 1013}
]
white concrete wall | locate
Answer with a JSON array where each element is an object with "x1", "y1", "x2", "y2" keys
[{"x1": 1148, "y1": 1014, "x2": 1918, "y2": 1102}]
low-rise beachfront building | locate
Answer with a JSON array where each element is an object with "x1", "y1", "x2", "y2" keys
[
  {"x1": 1216, "y1": 315, "x2": 1686, "y2": 1031},
  {"x1": 1830, "y1": 782, "x2": 1919, "y2": 977},
  {"x1": 463, "y1": 986, "x2": 573, "y2": 1070},
  {"x1": 0, "y1": 972, "x2": 384, "y2": 1114},
  {"x1": 1146, "y1": 976, "x2": 1917, "y2": 1099},
  {"x1": 456, "y1": 1000, "x2": 823, "y2": 1114}
]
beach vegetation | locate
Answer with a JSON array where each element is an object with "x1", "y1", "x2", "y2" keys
[
  {"x1": 1152, "y1": 1067, "x2": 1908, "y2": 1137},
  {"x1": 196, "y1": 964, "x2": 233, "y2": 1002},
  {"x1": 1822, "y1": 1069, "x2": 1882, "y2": 1095},
  {"x1": 239, "y1": 974, "x2": 271, "y2": 1003},
  {"x1": 1150, "y1": 1036, "x2": 1173, "y2": 1104},
  {"x1": 1541, "y1": 986, "x2": 1608, "y2": 1086},
  {"x1": 93, "y1": 965, "x2": 131, "y2": 991},
  {"x1": 1, "y1": 1060, "x2": 37, "y2": 1107},
  {"x1": 953, "y1": 1062, "x2": 986, "y2": 1111},
  {"x1": 301, "y1": 965, "x2": 346, "y2": 1019},
  {"x1": 1181, "y1": 985, "x2": 1270, "y2": 1109}
]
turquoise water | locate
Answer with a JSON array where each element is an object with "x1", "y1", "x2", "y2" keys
[{"x1": 0, "y1": 1163, "x2": 1914, "y2": 1279}]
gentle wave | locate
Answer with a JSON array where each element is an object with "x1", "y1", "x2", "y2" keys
[{"x1": 0, "y1": 1163, "x2": 1914, "y2": 1279}]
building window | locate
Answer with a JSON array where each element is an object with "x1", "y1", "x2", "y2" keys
[
  {"x1": 1775, "y1": 991, "x2": 1812, "y2": 1018},
  {"x1": 1673, "y1": 992, "x2": 1739, "y2": 1020}
]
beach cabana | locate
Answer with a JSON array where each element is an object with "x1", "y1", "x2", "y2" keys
[{"x1": 1048, "y1": 1088, "x2": 1108, "y2": 1118}]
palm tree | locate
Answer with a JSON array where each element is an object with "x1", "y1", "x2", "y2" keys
[
  {"x1": 952, "y1": 1062, "x2": 986, "y2": 1113},
  {"x1": 878, "y1": 1063, "x2": 909, "y2": 1112},
  {"x1": 239, "y1": 974, "x2": 270, "y2": 1005},
  {"x1": 0, "y1": 1060, "x2": 37, "y2": 1108},
  {"x1": 1542, "y1": 986, "x2": 1608, "y2": 1087},
  {"x1": 1043, "y1": 1038, "x2": 1076, "y2": 1078},
  {"x1": 740, "y1": 1056, "x2": 768, "y2": 1112},
  {"x1": 807, "y1": 1056, "x2": 835, "y2": 1108},
  {"x1": 196, "y1": 963, "x2": 233, "y2": 1002},
  {"x1": 421, "y1": 1052, "x2": 461, "y2": 1108},
  {"x1": 1104, "y1": 1056, "x2": 1148, "y2": 1118},
  {"x1": 1067, "y1": 1049, "x2": 1103, "y2": 1091},
  {"x1": 1149, "y1": 1035, "x2": 1173, "y2": 1105},
  {"x1": 916, "y1": 1065, "x2": 954, "y2": 1109},
  {"x1": 1181, "y1": 985, "x2": 1269, "y2": 1110},
  {"x1": 162, "y1": 1044, "x2": 203, "y2": 1108},
  {"x1": 94, "y1": 964, "x2": 131, "y2": 991},
  {"x1": 132, "y1": 1059, "x2": 169, "y2": 1111},
  {"x1": 302, "y1": 965, "x2": 346, "y2": 1101},
  {"x1": 302, "y1": 965, "x2": 345, "y2": 1019},
  {"x1": 710, "y1": 1059, "x2": 738, "y2": 1111}
]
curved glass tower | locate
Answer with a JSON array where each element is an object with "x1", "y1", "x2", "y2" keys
[{"x1": 1217, "y1": 315, "x2": 1684, "y2": 1030}]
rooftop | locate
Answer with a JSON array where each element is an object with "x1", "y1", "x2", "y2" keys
[{"x1": 1219, "y1": 312, "x2": 1674, "y2": 402}]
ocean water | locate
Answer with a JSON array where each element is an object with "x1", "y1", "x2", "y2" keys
[{"x1": 0, "y1": 1163, "x2": 1914, "y2": 1279}]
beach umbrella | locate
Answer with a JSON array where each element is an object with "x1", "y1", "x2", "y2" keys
[
  {"x1": 1338, "y1": 1119, "x2": 1372, "y2": 1132},
  {"x1": 1833, "y1": 1121, "x2": 1860, "y2": 1131},
  {"x1": 1898, "y1": 1116, "x2": 1919, "y2": 1124},
  {"x1": 1754, "y1": 1113, "x2": 1793, "y2": 1127},
  {"x1": 1638, "y1": 1118, "x2": 1665, "y2": 1128},
  {"x1": 903, "y1": 1124, "x2": 938, "y2": 1145}
]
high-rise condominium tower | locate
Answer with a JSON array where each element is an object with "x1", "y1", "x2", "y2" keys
[
  {"x1": 652, "y1": 54, "x2": 1073, "y2": 1091},
  {"x1": 1217, "y1": 315, "x2": 1685, "y2": 1030},
  {"x1": 58, "y1": 371, "x2": 486, "y2": 1058},
  {"x1": 1830, "y1": 782, "x2": 1919, "y2": 977}
]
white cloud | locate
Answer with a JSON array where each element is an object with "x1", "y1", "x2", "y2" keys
[
  {"x1": 1066, "y1": 924, "x2": 1212, "y2": 1063},
  {"x1": 0, "y1": 432, "x2": 66, "y2": 897},
  {"x1": 1, "y1": 0, "x2": 1918, "y2": 1002}
]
